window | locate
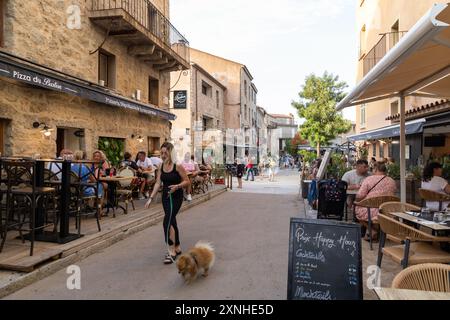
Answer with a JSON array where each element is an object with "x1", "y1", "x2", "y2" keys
[
  {"x1": 148, "y1": 137, "x2": 160, "y2": 154},
  {"x1": 149, "y1": 77, "x2": 159, "y2": 106},
  {"x1": 379, "y1": 143, "x2": 384, "y2": 158},
  {"x1": 390, "y1": 101, "x2": 399, "y2": 116},
  {"x1": 360, "y1": 104, "x2": 366, "y2": 128},
  {"x1": 201, "y1": 81, "x2": 212, "y2": 97},
  {"x1": 0, "y1": 119, "x2": 4, "y2": 156},
  {"x1": 216, "y1": 90, "x2": 219, "y2": 109},
  {"x1": 372, "y1": 144, "x2": 376, "y2": 157},
  {"x1": 0, "y1": 0, "x2": 4, "y2": 47},
  {"x1": 98, "y1": 50, "x2": 116, "y2": 88},
  {"x1": 244, "y1": 105, "x2": 247, "y2": 120},
  {"x1": 244, "y1": 80, "x2": 247, "y2": 97},
  {"x1": 186, "y1": 128, "x2": 190, "y2": 136},
  {"x1": 359, "y1": 25, "x2": 366, "y2": 58},
  {"x1": 217, "y1": 120, "x2": 220, "y2": 128},
  {"x1": 390, "y1": 20, "x2": 400, "y2": 48}
]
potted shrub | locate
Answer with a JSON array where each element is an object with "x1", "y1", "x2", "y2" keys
[{"x1": 211, "y1": 165, "x2": 226, "y2": 185}]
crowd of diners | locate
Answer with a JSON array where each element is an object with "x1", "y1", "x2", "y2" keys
[
  {"x1": 47, "y1": 149, "x2": 213, "y2": 216},
  {"x1": 308, "y1": 157, "x2": 450, "y2": 241}
]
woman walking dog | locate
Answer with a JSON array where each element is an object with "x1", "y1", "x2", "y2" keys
[{"x1": 145, "y1": 142, "x2": 190, "y2": 264}]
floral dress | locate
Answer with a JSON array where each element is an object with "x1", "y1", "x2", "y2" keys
[{"x1": 355, "y1": 175, "x2": 397, "y2": 221}]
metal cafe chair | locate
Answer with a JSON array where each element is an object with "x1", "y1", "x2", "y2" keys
[
  {"x1": 0, "y1": 160, "x2": 56, "y2": 256},
  {"x1": 70, "y1": 166, "x2": 102, "y2": 236}
]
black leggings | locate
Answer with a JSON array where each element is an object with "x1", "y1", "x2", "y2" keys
[{"x1": 162, "y1": 191, "x2": 183, "y2": 246}]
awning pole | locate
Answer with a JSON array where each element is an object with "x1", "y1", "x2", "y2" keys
[{"x1": 399, "y1": 94, "x2": 406, "y2": 202}]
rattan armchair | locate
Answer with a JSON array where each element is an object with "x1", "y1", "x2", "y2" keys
[
  {"x1": 392, "y1": 263, "x2": 450, "y2": 292},
  {"x1": 379, "y1": 202, "x2": 422, "y2": 244},
  {"x1": 419, "y1": 188, "x2": 450, "y2": 211},
  {"x1": 354, "y1": 195, "x2": 400, "y2": 250},
  {"x1": 377, "y1": 214, "x2": 450, "y2": 269}
]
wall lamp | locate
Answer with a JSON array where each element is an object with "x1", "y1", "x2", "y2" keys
[
  {"x1": 132, "y1": 134, "x2": 145, "y2": 143},
  {"x1": 33, "y1": 121, "x2": 54, "y2": 137}
]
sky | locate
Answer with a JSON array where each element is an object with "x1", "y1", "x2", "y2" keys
[{"x1": 171, "y1": 0, "x2": 358, "y2": 123}]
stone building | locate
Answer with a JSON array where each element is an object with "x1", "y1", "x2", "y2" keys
[
  {"x1": 188, "y1": 48, "x2": 258, "y2": 160},
  {"x1": 0, "y1": 0, "x2": 189, "y2": 161},
  {"x1": 169, "y1": 63, "x2": 226, "y2": 162}
]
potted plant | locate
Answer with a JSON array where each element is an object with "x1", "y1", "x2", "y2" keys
[{"x1": 211, "y1": 165, "x2": 226, "y2": 185}]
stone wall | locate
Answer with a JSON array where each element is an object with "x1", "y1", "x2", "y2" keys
[
  {"x1": 0, "y1": 79, "x2": 170, "y2": 158},
  {"x1": 2, "y1": 0, "x2": 171, "y2": 109}
]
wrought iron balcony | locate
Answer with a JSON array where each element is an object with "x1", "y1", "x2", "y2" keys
[
  {"x1": 363, "y1": 31, "x2": 407, "y2": 76},
  {"x1": 90, "y1": 0, "x2": 190, "y2": 71}
]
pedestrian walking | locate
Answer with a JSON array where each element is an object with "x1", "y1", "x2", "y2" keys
[
  {"x1": 145, "y1": 142, "x2": 190, "y2": 264},
  {"x1": 244, "y1": 154, "x2": 255, "y2": 181},
  {"x1": 236, "y1": 158, "x2": 245, "y2": 188},
  {"x1": 268, "y1": 156, "x2": 277, "y2": 182}
]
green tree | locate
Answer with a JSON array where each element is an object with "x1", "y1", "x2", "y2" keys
[{"x1": 292, "y1": 72, "x2": 351, "y2": 156}]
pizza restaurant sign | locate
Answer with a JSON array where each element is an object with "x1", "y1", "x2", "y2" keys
[{"x1": 0, "y1": 59, "x2": 175, "y2": 120}]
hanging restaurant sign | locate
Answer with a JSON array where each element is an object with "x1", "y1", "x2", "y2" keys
[{"x1": 173, "y1": 90, "x2": 187, "y2": 109}]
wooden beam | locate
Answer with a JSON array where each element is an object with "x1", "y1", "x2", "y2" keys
[
  {"x1": 155, "y1": 60, "x2": 178, "y2": 71},
  {"x1": 141, "y1": 51, "x2": 163, "y2": 62},
  {"x1": 150, "y1": 57, "x2": 169, "y2": 67},
  {"x1": 128, "y1": 45, "x2": 156, "y2": 56}
]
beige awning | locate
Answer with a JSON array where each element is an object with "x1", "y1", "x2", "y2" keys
[
  {"x1": 337, "y1": 3, "x2": 450, "y2": 110},
  {"x1": 336, "y1": 3, "x2": 450, "y2": 203}
]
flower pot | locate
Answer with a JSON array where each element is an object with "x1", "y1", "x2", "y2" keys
[{"x1": 215, "y1": 178, "x2": 225, "y2": 185}]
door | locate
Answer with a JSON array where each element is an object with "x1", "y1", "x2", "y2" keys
[
  {"x1": 56, "y1": 128, "x2": 65, "y2": 157},
  {"x1": 0, "y1": 120, "x2": 4, "y2": 156}
]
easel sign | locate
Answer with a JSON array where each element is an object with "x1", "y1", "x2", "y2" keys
[{"x1": 316, "y1": 150, "x2": 331, "y2": 181}]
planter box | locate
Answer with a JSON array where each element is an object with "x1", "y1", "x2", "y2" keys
[{"x1": 214, "y1": 178, "x2": 225, "y2": 185}]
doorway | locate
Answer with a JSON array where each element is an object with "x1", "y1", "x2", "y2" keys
[
  {"x1": 148, "y1": 137, "x2": 160, "y2": 155},
  {"x1": 56, "y1": 127, "x2": 85, "y2": 157},
  {"x1": 149, "y1": 77, "x2": 159, "y2": 106}
]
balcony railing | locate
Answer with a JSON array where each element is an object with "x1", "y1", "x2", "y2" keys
[
  {"x1": 363, "y1": 31, "x2": 407, "y2": 76},
  {"x1": 90, "y1": 0, "x2": 189, "y2": 66}
]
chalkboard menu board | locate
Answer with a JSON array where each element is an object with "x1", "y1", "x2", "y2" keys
[{"x1": 287, "y1": 218, "x2": 362, "y2": 300}]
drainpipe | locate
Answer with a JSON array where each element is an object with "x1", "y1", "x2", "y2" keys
[{"x1": 399, "y1": 93, "x2": 406, "y2": 202}]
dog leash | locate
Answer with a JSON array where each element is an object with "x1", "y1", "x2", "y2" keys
[{"x1": 166, "y1": 192, "x2": 176, "y2": 264}]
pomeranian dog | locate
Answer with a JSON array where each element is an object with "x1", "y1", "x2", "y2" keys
[{"x1": 176, "y1": 241, "x2": 215, "y2": 284}]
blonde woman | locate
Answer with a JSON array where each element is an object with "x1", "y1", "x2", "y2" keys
[
  {"x1": 92, "y1": 150, "x2": 111, "y2": 216},
  {"x1": 145, "y1": 142, "x2": 190, "y2": 264}
]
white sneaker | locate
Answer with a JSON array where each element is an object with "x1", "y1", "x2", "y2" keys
[
  {"x1": 187, "y1": 194, "x2": 192, "y2": 202},
  {"x1": 138, "y1": 193, "x2": 145, "y2": 200},
  {"x1": 145, "y1": 192, "x2": 150, "y2": 198}
]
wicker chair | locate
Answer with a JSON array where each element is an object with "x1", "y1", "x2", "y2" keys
[
  {"x1": 354, "y1": 195, "x2": 400, "y2": 250},
  {"x1": 392, "y1": 263, "x2": 450, "y2": 292},
  {"x1": 419, "y1": 188, "x2": 450, "y2": 211},
  {"x1": 116, "y1": 167, "x2": 136, "y2": 214},
  {"x1": 377, "y1": 214, "x2": 450, "y2": 269},
  {"x1": 379, "y1": 202, "x2": 422, "y2": 244}
]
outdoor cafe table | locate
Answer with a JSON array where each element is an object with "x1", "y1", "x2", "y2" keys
[
  {"x1": 99, "y1": 176, "x2": 131, "y2": 218},
  {"x1": 374, "y1": 287, "x2": 450, "y2": 300},
  {"x1": 389, "y1": 211, "x2": 450, "y2": 236}
]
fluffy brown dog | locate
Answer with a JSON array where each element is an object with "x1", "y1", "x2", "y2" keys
[{"x1": 176, "y1": 241, "x2": 215, "y2": 283}]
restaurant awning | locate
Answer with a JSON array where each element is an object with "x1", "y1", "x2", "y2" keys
[
  {"x1": 347, "y1": 119, "x2": 425, "y2": 141},
  {"x1": 336, "y1": 2, "x2": 450, "y2": 202},
  {"x1": 0, "y1": 51, "x2": 176, "y2": 121}
]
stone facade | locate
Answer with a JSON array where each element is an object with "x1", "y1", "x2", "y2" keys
[
  {"x1": 170, "y1": 63, "x2": 226, "y2": 161},
  {"x1": 0, "y1": 0, "x2": 182, "y2": 159}
]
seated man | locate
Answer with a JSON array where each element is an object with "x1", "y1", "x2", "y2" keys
[
  {"x1": 136, "y1": 151, "x2": 156, "y2": 200},
  {"x1": 342, "y1": 159, "x2": 370, "y2": 212},
  {"x1": 181, "y1": 153, "x2": 200, "y2": 201}
]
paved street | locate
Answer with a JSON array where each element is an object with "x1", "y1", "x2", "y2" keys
[{"x1": 4, "y1": 169, "x2": 303, "y2": 300}]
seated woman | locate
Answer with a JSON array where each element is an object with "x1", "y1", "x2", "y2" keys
[
  {"x1": 421, "y1": 162, "x2": 450, "y2": 211},
  {"x1": 92, "y1": 150, "x2": 111, "y2": 216},
  {"x1": 355, "y1": 162, "x2": 397, "y2": 241}
]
